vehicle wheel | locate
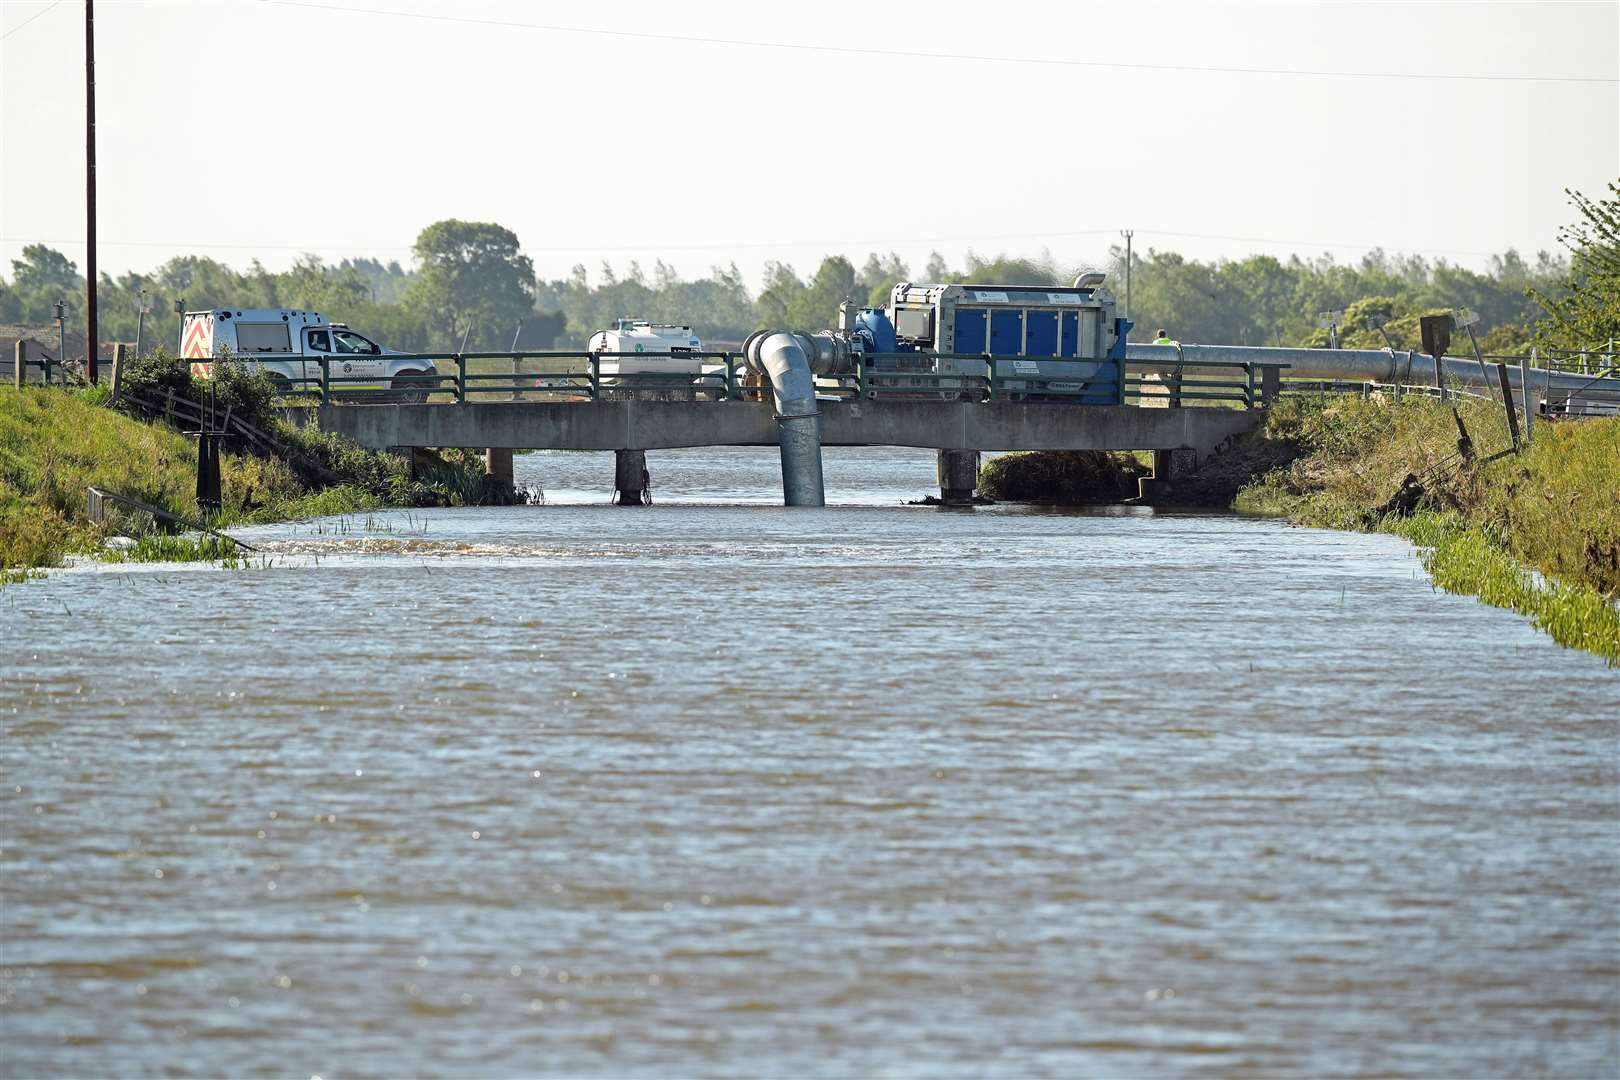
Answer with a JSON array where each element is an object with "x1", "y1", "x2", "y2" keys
[
  {"x1": 392, "y1": 370, "x2": 430, "y2": 403},
  {"x1": 268, "y1": 373, "x2": 293, "y2": 397}
]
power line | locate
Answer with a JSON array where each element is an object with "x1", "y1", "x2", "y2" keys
[
  {"x1": 258, "y1": 0, "x2": 1616, "y2": 85},
  {"x1": 2, "y1": 227, "x2": 1510, "y2": 262},
  {"x1": 1, "y1": 228, "x2": 1122, "y2": 254},
  {"x1": 1144, "y1": 228, "x2": 1500, "y2": 258},
  {"x1": 1, "y1": 0, "x2": 64, "y2": 41}
]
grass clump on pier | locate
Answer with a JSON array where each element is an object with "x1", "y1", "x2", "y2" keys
[{"x1": 978, "y1": 450, "x2": 1150, "y2": 503}]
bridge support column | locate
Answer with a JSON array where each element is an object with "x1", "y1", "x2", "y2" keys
[
  {"x1": 937, "y1": 449, "x2": 980, "y2": 505},
  {"x1": 1138, "y1": 448, "x2": 1203, "y2": 502},
  {"x1": 1138, "y1": 449, "x2": 1175, "y2": 502},
  {"x1": 614, "y1": 449, "x2": 649, "y2": 506},
  {"x1": 484, "y1": 447, "x2": 514, "y2": 488}
]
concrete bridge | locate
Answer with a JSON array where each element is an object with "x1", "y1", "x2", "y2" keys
[{"x1": 318, "y1": 397, "x2": 1262, "y2": 504}]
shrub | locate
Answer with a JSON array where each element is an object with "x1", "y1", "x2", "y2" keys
[
  {"x1": 978, "y1": 450, "x2": 1149, "y2": 503},
  {"x1": 116, "y1": 348, "x2": 281, "y2": 433}
]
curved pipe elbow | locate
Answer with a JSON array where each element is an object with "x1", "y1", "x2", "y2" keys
[
  {"x1": 744, "y1": 330, "x2": 819, "y2": 414},
  {"x1": 741, "y1": 329, "x2": 829, "y2": 506}
]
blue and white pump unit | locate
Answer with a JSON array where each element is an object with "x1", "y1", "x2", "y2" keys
[{"x1": 841, "y1": 274, "x2": 1131, "y2": 401}]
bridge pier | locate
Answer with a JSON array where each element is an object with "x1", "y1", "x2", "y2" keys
[
  {"x1": 484, "y1": 447, "x2": 514, "y2": 488},
  {"x1": 1137, "y1": 447, "x2": 1202, "y2": 502},
  {"x1": 937, "y1": 449, "x2": 980, "y2": 505},
  {"x1": 614, "y1": 449, "x2": 650, "y2": 506},
  {"x1": 1138, "y1": 449, "x2": 1174, "y2": 501}
]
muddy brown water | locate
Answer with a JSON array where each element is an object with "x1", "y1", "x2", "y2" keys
[{"x1": 2, "y1": 447, "x2": 1616, "y2": 1077}]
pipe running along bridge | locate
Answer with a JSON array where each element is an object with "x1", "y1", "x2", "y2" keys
[{"x1": 304, "y1": 334, "x2": 1608, "y2": 506}]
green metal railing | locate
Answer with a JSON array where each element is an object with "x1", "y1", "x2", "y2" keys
[{"x1": 288, "y1": 351, "x2": 1290, "y2": 410}]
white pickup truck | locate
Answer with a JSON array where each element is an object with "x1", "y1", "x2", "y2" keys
[{"x1": 182, "y1": 308, "x2": 436, "y2": 398}]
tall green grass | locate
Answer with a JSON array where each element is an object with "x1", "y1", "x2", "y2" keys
[
  {"x1": 1381, "y1": 511, "x2": 1619, "y2": 664},
  {"x1": 2, "y1": 384, "x2": 525, "y2": 576},
  {"x1": 1237, "y1": 394, "x2": 1620, "y2": 664}
]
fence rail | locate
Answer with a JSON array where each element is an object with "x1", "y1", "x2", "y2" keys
[{"x1": 273, "y1": 351, "x2": 1291, "y2": 410}]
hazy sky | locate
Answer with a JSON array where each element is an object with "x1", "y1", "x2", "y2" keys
[{"x1": 2, "y1": 0, "x2": 1616, "y2": 290}]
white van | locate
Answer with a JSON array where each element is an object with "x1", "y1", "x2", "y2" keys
[{"x1": 181, "y1": 309, "x2": 436, "y2": 398}]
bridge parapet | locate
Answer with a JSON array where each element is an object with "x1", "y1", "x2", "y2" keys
[{"x1": 318, "y1": 398, "x2": 1261, "y2": 460}]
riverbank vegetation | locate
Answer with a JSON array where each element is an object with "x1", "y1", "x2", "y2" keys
[
  {"x1": 1234, "y1": 395, "x2": 1618, "y2": 661},
  {"x1": 0, "y1": 377, "x2": 519, "y2": 577}
]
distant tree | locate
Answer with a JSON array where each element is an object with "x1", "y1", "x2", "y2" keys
[
  {"x1": 756, "y1": 261, "x2": 806, "y2": 329},
  {"x1": 1529, "y1": 182, "x2": 1620, "y2": 351},
  {"x1": 515, "y1": 310, "x2": 568, "y2": 349},
  {"x1": 1, "y1": 245, "x2": 83, "y2": 323},
  {"x1": 401, "y1": 220, "x2": 535, "y2": 350},
  {"x1": 957, "y1": 252, "x2": 1057, "y2": 286},
  {"x1": 859, "y1": 252, "x2": 911, "y2": 307},
  {"x1": 341, "y1": 258, "x2": 414, "y2": 304},
  {"x1": 277, "y1": 255, "x2": 371, "y2": 313},
  {"x1": 784, "y1": 256, "x2": 856, "y2": 329}
]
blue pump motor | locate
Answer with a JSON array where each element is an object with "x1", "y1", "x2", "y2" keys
[{"x1": 854, "y1": 308, "x2": 899, "y2": 354}]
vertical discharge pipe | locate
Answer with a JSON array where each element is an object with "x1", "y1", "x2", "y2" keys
[
  {"x1": 743, "y1": 330, "x2": 854, "y2": 507},
  {"x1": 746, "y1": 331, "x2": 825, "y2": 506}
]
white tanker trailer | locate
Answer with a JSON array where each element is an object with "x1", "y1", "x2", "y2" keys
[{"x1": 587, "y1": 320, "x2": 705, "y2": 375}]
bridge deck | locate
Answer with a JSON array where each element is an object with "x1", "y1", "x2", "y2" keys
[{"x1": 318, "y1": 399, "x2": 1261, "y2": 455}]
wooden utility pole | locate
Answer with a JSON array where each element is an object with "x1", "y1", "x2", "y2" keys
[{"x1": 85, "y1": 0, "x2": 98, "y2": 383}]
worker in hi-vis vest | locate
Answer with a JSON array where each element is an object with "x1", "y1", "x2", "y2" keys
[{"x1": 1153, "y1": 329, "x2": 1174, "y2": 345}]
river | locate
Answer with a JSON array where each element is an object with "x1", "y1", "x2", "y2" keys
[{"x1": 2, "y1": 447, "x2": 1616, "y2": 1077}]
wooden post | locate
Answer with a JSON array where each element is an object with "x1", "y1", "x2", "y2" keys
[
  {"x1": 85, "y1": 0, "x2": 99, "y2": 384},
  {"x1": 1495, "y1": 363, "x2": 1520, "y2": 451},
  {"x1": 1522, "y1": 350, "x2": 1535, "y2": 445},
  {"x1": 110, "y1": 342, "x2": 126, "y2": 404},
  {"x1": 195, "y1": 433, "x2": 222, "y2": 513},
  {"x1": 484, "y1": 447, "x2": 514, "y2": 487},
  {"x1": 13, "y1": 341, "x2": 23, "y2": 389}
]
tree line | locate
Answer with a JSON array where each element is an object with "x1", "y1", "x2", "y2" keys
[{"x1": 4, "y1": 184, "x2": 1614, "y2": 359}]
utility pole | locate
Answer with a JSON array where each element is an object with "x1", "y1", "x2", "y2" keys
[
  {"x1": 54, "y1": 300, "x2": 68, "y2": 384},
  {"x1": 135, "y1": 290, "x2": 148, "y2": 356},
  {"x1": 1119, "y1": 229, "x2": 1134, "y2": 324},
  {"x1": 84, "y1": 0, "x2": 98, "y2": 383}
]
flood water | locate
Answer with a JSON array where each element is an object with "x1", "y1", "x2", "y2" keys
[{"x1": 2, "y1": 447, "x2": 1616, "y2": 1078}]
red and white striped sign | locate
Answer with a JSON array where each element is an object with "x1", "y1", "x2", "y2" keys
[{"x1": 182, "y1": 314, "x2": 214, "y2": 378}]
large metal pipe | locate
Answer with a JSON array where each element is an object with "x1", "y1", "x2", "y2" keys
[
  {"x1": 742, "y1": 330, "x2": 853, "y2": 507},
  {"x1": 1124, "y1": 342, "x2": 1597, "y2": 407}
]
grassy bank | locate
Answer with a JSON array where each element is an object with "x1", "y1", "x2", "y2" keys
[
  {"x1": 1, "y1": 384, "x2": 518, "y2": 577},
  {"x1": 1235, "y1": 395, "x2": 1619, "y2": 663}
]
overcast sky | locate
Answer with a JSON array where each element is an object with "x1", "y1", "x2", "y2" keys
[{"x1": 2, "y1": 0, "x2": 1616, "y2": 290}]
